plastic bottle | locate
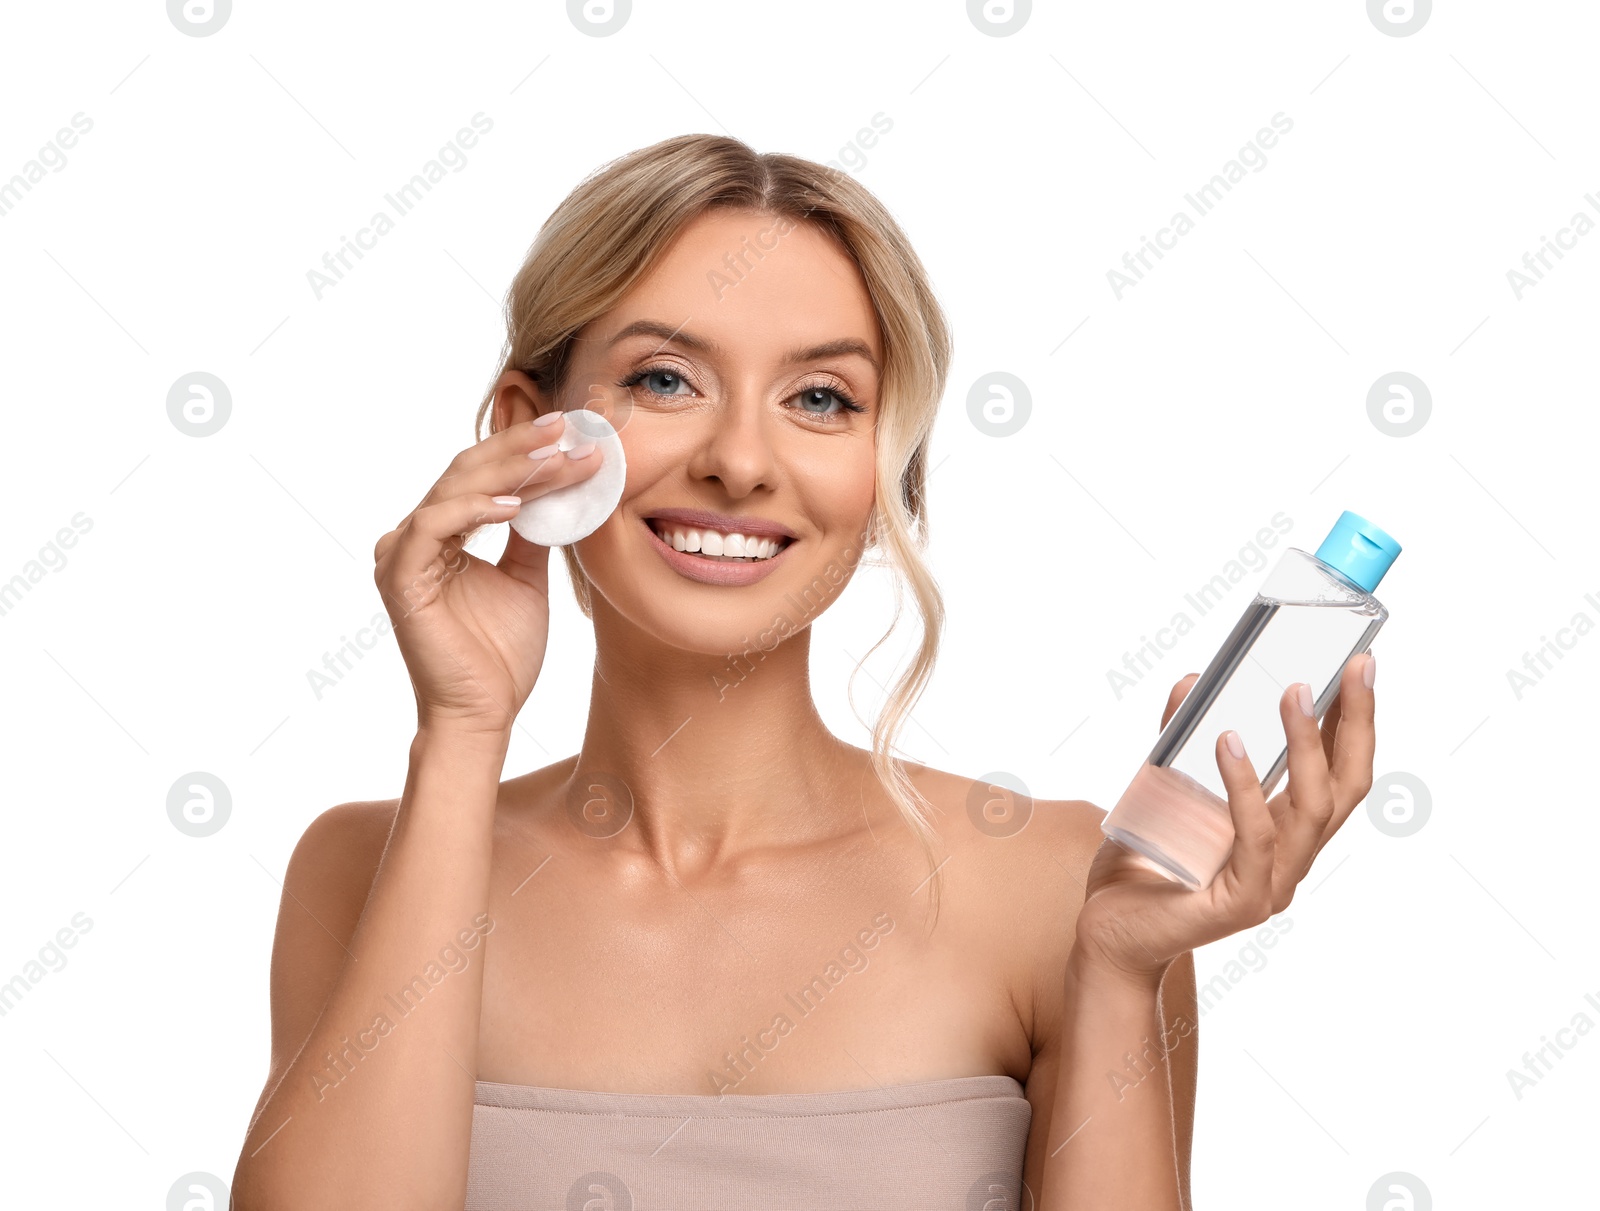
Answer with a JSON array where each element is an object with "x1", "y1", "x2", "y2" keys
[{"x1": 1100, "y1": 511, "x2": 1402, "y2": 890}]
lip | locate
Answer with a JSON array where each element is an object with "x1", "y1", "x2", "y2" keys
[
  {"x1": 641, "y1": 516, "x2": 795, "y2": 587},
  {"x1": 642, "y1": 506, "x2": 799, "y2": 542}
]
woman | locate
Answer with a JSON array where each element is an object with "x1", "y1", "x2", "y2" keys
[{"x1": 230, "y1": 134, "x2": 1377, "y2": 1210}]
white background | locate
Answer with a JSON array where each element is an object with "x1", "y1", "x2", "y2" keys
[{"x1": 1, "y1": 1, "x2": 1593, "y2": 1207}]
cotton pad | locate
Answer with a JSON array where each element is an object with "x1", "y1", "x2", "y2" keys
[{"x1": 509, "y1": 409, "x2": 627, "y2": 546}]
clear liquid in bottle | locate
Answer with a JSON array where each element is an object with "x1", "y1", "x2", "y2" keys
[{"x1": 1101, "y1": 511, "x2": 1401, "y2": 890}]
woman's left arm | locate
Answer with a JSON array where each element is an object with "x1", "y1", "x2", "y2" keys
[
  {"x1": 1166, "y1": 950, "x2": 1199, "y2": 1208},
  {"x1": 1037, "y1": 652, "x2": 1376, "y2": 1210}
]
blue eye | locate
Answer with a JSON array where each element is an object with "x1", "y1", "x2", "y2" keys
[
  {"x1": 621, "y1": 364, "x2": 867, "y2": 421},
  {"x1": 793, "y1": 385, "x2": 866, "y2": 419},
  {"x1": 629, "y1": 369, "x2": 692, "y2": 396},
  {"x1": 797, "y1": 388, "x2": 842, "y2": 415}
]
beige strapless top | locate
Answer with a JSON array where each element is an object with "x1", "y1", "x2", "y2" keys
[{"x1": 466, "y1": 1073, "x2": 1031, "y2": 1211}]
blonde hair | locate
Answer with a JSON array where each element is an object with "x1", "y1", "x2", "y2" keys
[{"x1": 473, "y1": 134, "x2": 951, "y2": 918}]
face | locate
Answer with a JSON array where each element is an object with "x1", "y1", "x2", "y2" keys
[{"x1": 499, "y1": 207, "x2": 884, "y2": 655}]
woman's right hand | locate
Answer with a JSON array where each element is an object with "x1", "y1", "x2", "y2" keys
[{"x1": 373, "y1": 413, "x2": 602, "y2": 737}]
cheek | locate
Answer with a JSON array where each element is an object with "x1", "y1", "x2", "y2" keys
[
  {"x1": 572, "y1": 432, "x2": 654, "y2": 557},
  {"x1": 619, "y1": 405, "x2": 710, "y2": 471},
  {"x1": 806, "y1": 442, "x2": 877, "y2": 533}
]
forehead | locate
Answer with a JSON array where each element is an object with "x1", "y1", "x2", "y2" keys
[{"x1": 598, "y1": 208, "x2": 883, "y2": 364}]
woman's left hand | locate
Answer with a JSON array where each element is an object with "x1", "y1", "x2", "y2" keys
[{"x1": 1072, "y1": 651, "x2": 1377, "y2": 986}]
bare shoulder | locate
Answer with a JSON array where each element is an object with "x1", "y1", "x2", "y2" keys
[
  {"x1": 289, "y1": 798, "x2": 400, "y2": 878},
  {"x1": 276, "y1": 798, "x2": 403, "y2": 936},
  {"x1": 236, "y1": 798, "x2": 401, "y2": 1134},
  {"x1": 272, "y1": 750, "x2": 579, "y2": 956},
  {"x1": 904, "y1": 763, "x2": 1109, "y2": 1042},
  {"x1": 905, "y1": 761, "x2": 1105, "y2": 894},
  {"x1": 280, "y1": 750, "x2": 576, "y2": 910},
  {"x1": 905, "y1": 767, "x2": 1202, "y2": 1202},
  {"x1": 269, "y1": 802, "x2": 401, "y2": 1017}
]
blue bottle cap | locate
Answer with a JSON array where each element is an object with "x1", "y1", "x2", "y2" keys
[{"x1": 1314, "y1": 511, "x2": 1401, "y2": 593}]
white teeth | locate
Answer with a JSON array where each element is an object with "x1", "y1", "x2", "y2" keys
[{"x1": 652, "y1": 523, "x2": 785, "y2": 560}]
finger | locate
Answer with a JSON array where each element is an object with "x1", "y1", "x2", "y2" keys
[
  {"x1": 450, "y1": 411, "x2": 566, "y2": 475},
  {"x1": 424, "y1": 422, "x2": 574, "y2": 509},
  {"x1": 435, "y1": 442, "x2": 603, "y2": 510},
  {"x1": 503, "y1": 445, "x2": 608, "y2": 504},
  {"x1": 376, "y1": 493, "x2": 521, "y2": 595},
  {"x1": 1272, "y1": 681, "x2": 1338, "y2": 895},
  {"x1": 1320, "y1": 651, "x2": 1376, "y2": 851},
  {"x1": 1161, "y1": 673, "x2": 1200, "y2": 731},
  {"x1": 375, "y1": 487, "x2": 514, "y2": 565},
  {"x1": 1318, "y1": 689, "x2": 1343, "y2": 769},
  {"x1": 1209, "y1": 730, "x2": 1275, "y2": 919},
  {"x1": 433, "y1": 439, "x2": 607, "y2": 534}
]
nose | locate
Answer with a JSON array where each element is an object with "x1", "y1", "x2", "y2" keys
[{"x1": 683, "y1": 384, "x2": 779, "y2": 498}]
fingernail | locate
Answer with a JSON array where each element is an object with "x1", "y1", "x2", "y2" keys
[
  {"x1": 1363, "y1": 652, "x2": 1377, "y2": 689},
  {"x1": 534, "y1": 411, "x2": 564, "y2": 427},
  {"x1": 528, "y1": 444, "x2": 561, "y2": 461},
  {"x1": 1224, "y1": 730, "x2": 1245, "y2": 760},
  {"x1": 492, "y1": 495, "x2": 522, "y2": 507},
  {"x1": 1295, "y1": 683, "x2": 1314, "y2": 717},
  {"x1": 566, "y1": 441, "x2": 597, "y2": 459}
]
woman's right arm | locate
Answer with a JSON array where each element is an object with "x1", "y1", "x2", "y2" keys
[
  {"x1": 230, "y1": 727, "x2": 508, "y2": 1210},
  {"x1": 231, "y1": 399, "x2": 602, "y2": 1209}
]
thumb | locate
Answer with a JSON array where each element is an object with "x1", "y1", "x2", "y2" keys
[
  {"x1": 496, "y1": 526, "x2": 553, "y2": 595},
  {"x1": 1160, "y1": 673, "x2": 1200, "y2": 732}
]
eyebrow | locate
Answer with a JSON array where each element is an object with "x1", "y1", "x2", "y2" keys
[{"x1": 607, "y1": 319, "x2": 881, "y2": 375}]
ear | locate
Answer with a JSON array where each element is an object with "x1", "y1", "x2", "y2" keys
[{"x1": 492, "y1": 369, "x2": 556, "y2": 432}]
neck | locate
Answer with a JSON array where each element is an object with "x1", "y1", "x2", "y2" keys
[{"x1": 565, "y1": 595, "x2": 868, "y2": 874}]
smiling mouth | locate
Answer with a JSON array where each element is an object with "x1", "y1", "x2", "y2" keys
[{"x1": 645, "y1": 518, "x2": 795, "y2": 562}]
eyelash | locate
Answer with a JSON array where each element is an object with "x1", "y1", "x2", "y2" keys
[{"x1": 619, "y1": 363, "x2": 867, "y2": 421}]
